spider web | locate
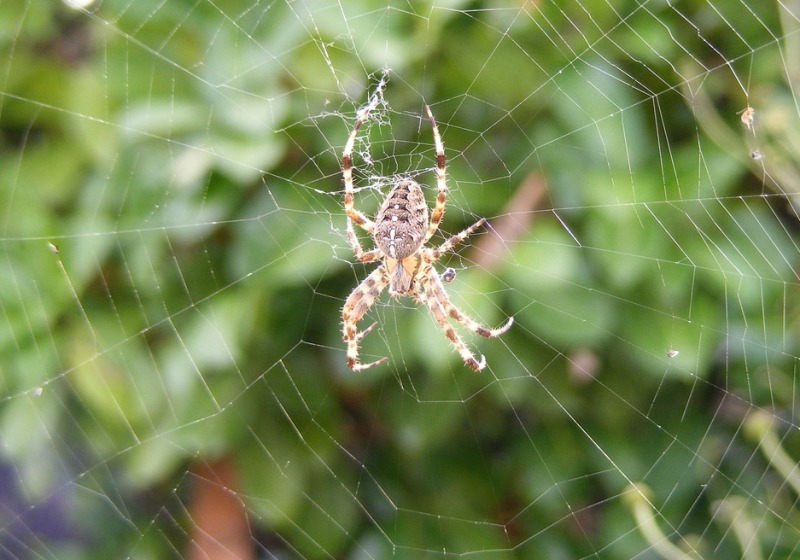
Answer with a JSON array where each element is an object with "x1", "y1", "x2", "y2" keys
[{"x1": 2, "y1": 0, "x2": 800, "y2": 558}]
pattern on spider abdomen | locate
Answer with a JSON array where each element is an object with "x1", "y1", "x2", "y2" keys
[
  {"x1": 374, "y1": 180, "x2": 428, "y2": 260},
  {"x1": 373, "y1": 179, "x2": 429, "y2": 294}
]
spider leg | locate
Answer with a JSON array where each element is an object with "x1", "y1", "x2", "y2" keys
[
  {"x1": 346, "y1": 219, "x2": 382, "y2": 262},
  {"x1": 342, "y1": 266, "x2": 390, "y2": 371},
  {"x1": 428, "y1": 268, "x2": 514, "y2": 338},
  {"x1": 342, "y1": 97, "x2": 381, "y2": 235},
  {"x1": 418, "y1": 271, "x2": 488, "y2": 371},
  {"x1": 424, "y1": 105, "x2": 448, "y2": 243},
  {"x1": 427, "y1": 218, "x2": 487, "y2": 261}
]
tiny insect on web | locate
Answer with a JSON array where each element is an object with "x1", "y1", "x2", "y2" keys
[{"x1": 340, "y1": 98, "x2": 513, "y2": 372}]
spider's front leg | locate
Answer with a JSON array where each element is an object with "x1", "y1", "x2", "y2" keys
[
  {"x1": 346, "y1": 218, "x2": 382, "y2": 263},
  {"x1": 341, "y1": 266, "x2": 390, "y2": 371},
  {"x1": 424, "y1": 105, "x2": 449, "y2": 243}
]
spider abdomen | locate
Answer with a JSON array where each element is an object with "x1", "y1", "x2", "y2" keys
[{"x1": 373, "y1": 179, "x2": 428, "y2": 260}]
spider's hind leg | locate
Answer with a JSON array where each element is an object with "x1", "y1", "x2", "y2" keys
[
  {"x1": 433, "y1": 270, "x2": 514, "y2": 337},
  {"x1": 421, "y1": 267, "x2": 513, "y2": 371},
  {"x1": 349, "y1": 322, "x2": 387, "y2": 370},
  {"x1": 342, "y1": 267, "x2": 390, "y2": 371},
  {"x1": 420, "y1": 289, "x2": 487, "y2": 371},
  {"x1": 419, "y1": 267, "x2": 486, "y2": 371}
]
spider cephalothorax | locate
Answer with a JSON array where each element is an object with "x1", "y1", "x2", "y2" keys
[{"x1": 340, "y1": 99, "x2": 513, "y2": 371}]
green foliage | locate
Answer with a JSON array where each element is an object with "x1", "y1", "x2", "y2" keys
[{"x1": 1, "y1": 1, "x2": 799, "y2": 558}]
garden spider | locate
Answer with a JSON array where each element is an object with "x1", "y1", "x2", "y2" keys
[{"x1": 340, "y1": 100, "x2": 513, "y2": 371}]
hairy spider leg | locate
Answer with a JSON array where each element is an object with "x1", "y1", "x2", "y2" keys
[
  {"x1": 342, "y1": 266, "x2": 390, "y2": 371},
  {"x1": 342, "y1": 94, "x2": 383, "y2": 259},
  {"x1": 418, "y1": 270, "x2": 486, "y2": 371},
  {"x1": 426, "y1": 267, "x2": 514, "y2": 338},
  {"x1": 424, "y1": 105, "x2": 449, "y2": 243},
  {"x1": 427, "y1": 218, "x2": 487, "y2": 261}
]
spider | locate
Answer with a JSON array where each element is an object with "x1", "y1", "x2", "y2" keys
[{"x1": 340, "y1": 100, "x2": 513, "y2": 372}]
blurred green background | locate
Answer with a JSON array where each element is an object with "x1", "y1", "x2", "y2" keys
[{"x1": 2, "y1": 0, "x2": 800, "y2": 558}]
